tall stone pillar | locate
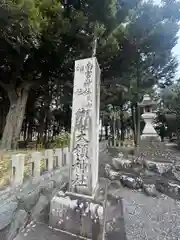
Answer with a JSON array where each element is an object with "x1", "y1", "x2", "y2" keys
[
  {"x1": 69, "y1": 57, "x2": 101, "y2": 197},
  {"x1": 49, "y1": 58, "x2": 122, "y2": 240}
]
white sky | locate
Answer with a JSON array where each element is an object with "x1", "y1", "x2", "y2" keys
[
  {"x1": 173, "y1": 31, "x2": 180, "y2": 79},
  {"x1": 153, "y1": 0, "x2": 180, "y2": 79}
]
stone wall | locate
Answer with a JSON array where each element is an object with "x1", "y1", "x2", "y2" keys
[{"x1": 0, "y1": 147, "x2": 70, "y2": 240}]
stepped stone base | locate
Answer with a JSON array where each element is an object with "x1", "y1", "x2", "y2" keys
[
  {"x1": 140, "y1": 134, "x2": 161, "y2": 141},
  {"x1": 14, "y1": 222, "x2": 78, "y2": 240},
  {"x1": 49, "y1": 183, "x2": 126, "y2": 240},
  {"x1": 49, "y1": 190, "x2": 104, "y2": 240},
  {"x1": 139, "y1": 138, "x2": 164, "y2": 150}
]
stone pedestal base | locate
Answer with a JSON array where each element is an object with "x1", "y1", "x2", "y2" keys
[
  {"x1": 49, "y1": 191, "x2": 104, "y2": 240},
  {"x1": 139, "y1": 137, "x2": 164, "y2": 150},
  {"x1": 137, "y1": 138, "x2": 167, "y2": 163},
  {"x1": 140, "y1": 134, "x2": 161, "y2": 142}
]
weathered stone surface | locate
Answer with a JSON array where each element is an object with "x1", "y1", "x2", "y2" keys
[
  {"x1": 40, "y1": 180, "x2": 54, "y2": 197},
  {"x1": 49, "y1": 193, "x2": 104, "y2": 239},
  {"x1": 52, "y1": 168, "x2": 69, "y2": 189},
  {"x1": 0, "y1": 189, "x2": 15, "y2": 203},
  {"x1": 172, "y1": 165, "x2": 180, "y2": 181},
  {"x1": 0, "y1": 165, "x2": 69, "y2": 240},
  {"x1": 133, "y1": 166, "x2": 143, "y2": 174},
  {"x1": 110, "y1": 147, "x2": 134, "y2": 156},
  {"x1": 56, "y1": 190, "x2": 66, "y2": 198},
  {"x1": 143, "y1": 183, "x2": 158, "y2": 197},
  {"x1": 30, "y1": 195, "x2": 49, "y2": 221},
  {"x1": 105, "y1": 164, "x2": 121, "y2": 181},
  {"x1": 104, "y1": 192, "x2": 126, "y2": 240},
  {"x1": 143, "y1": 160, "x2": 172, "y2": 174},
  {"x1": 132, "y1": 155, "x2": 143, "y2": 165},
  {"x1": 112, "y1": 157, "x2": 132, "y2": 170},
  {"x1": 120, "y1": 174, "x2": 143, "y2": 189},
  {"x1": 90, "y1": 203, "x2": 104, "y2": 225},
  {"x1": 49, "y1": 194, "x2": 72, "y2": 230},
  {"x1": 17, "y1": 186, "x2": 40, "y2": 212},
  {"x1": 80, "y1": 211, "x2": 92, "y2": 238},
  {"x1": 105, "y1": 164, "x2": 111, "y2": 175},
  {"x1": 7, "y1": 209, "x2": 28, "y2": 240},
  {"x1": 0, "y1": 197, "x2": 18, "y2": 230},
  {"x1": 109, "y1": 180, "x2": 122, "y2": 191},
  {"x1": 69, "y1": 57, "x2": 100, "y2": 195},
  {"x1": 14, "y1": 222, "x2": 78, "y2": 240},
  {"x1": 156, "y1": 179, "x2": 180, "y2": 199},
  {"x1": 142, "y1": 169, "x2": 158, "y2": 178}
]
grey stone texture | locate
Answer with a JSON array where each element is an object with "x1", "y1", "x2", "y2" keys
[
  {"x1": 49, "y1": 192, "x2": 104, "y2": 239},
  {"x1": 102, "y1": 140, "x2": 180, "y2": 240},
  {"x1": 104, "y1": 140, "x2": 180, "y2": 201},
  {"x1": 0, "y1": 167, "x2": 69, "y2": 240},
  {"x1": 2, "y1": 140, "x2": 180, "y2": 240},
  {"x1": 14, "y1": 222, "x2": 79, "y2": 240},
  {"x1": 12, "y1": 176, "x2": 126, "y2": 240}
]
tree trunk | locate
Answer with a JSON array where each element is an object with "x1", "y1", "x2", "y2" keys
[
  {"x1": 176, "y1": 113, "x2": 180, "y2": 149},
  {"x1": 100, "y1": 124, "x2": 103, "y2": 141},
  {"x1": 0, "y1": 98, "x2": 9, "y2": 139},
  {"x1": 113, "y1": 118, "x2": 116, "y2": 147},
  {"x1": 131, "y1": 105, "x2": 137, "y2": 145},
  {"x1": 105, "y1": 125, "x2": 108, "y2": 140},
  {"x1": 136, "y1": 104, "x2": 140, "y2": 147},
  {"x1": 43, "y1": 116, "x2": 48, "y2": 144},
  {"x1": 0, "y1": 87, "x2": 29, "y2": 150},
  {"x1": 27, "y1": 118, "x2": 33, "y2": 143},
  {"x1": 120, "y1": 111, "x2": 124, "y2": 142},
  {"x1": 37, "y1": 101, "x2": 50, "y2": 144},
  {"x1": 23, "y1": 119, "x2": 28, "y2": 142},
  {"x1": 37, "y1": 108, "x2": 46, "y2": 144}
]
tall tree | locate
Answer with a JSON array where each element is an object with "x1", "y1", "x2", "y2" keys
[
  {"x1": 161, "y1": 80, "x2": 180, "y2": 146},
  {"x1": 0, "y1": 0, "x2": 124, "y2": 149},
  {"x1": 0, "y1": 0, "x2": 180, "y2": 150},
  {"x1": 102, "y1": 0, "x2": 180, "y2": 144}
]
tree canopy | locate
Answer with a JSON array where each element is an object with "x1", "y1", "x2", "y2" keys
[{"x1": 0, "y1": 0, "x2": 179, "y2": 149}]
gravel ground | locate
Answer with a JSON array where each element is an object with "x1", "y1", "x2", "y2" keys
[
  {"x1": 14, "y1": 141, "x2": 180, "y2": 240},
  {"x1": 118, "y1": 188, "x2": 180, "y2": 240},
  {"x1": 103, "y1": 143, "x2": 180, "y2": 240}
]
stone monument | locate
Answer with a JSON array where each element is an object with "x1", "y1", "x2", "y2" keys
[
  {"x1": 49, "y1": 57, "x2": 104, "y2": 239},
  {"x1": 139, "y1": 94, "x2": 160, "y2": 141},
  {"x1": 68, "y1": 57, "x2": 101, "y2": 197}
]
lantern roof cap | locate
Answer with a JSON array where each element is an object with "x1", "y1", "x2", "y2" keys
[{"x1": 139, "y1": 94, "x2": 156, "y2": 107}]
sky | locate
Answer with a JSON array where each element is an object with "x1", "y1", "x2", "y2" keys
[
  {"x1": 173, "y1": 31, "x2": 180, "y2": 79},
  {"x1": 154, "y1": 0, "x2": 180, "y2": 79}
]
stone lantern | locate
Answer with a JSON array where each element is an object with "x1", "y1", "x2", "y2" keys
[{"x1": 139, "y1": 94, "x2": 160, "y2": 141}]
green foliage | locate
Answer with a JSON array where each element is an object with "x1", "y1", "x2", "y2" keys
[
  {"x1": 36, "y1": 143, "x2": 44, "y2": 151},
  {"x1": 50, "y1": 133, "x2": 70, "y2": 149},
  {"x1": 101, "y1": 0, "x2": 180, "y2": 129},
  {"x1": 40, "y1": 158, "x2": 46, "y2": 173},
  {"x1": 161, "y1": 81, "x2": 180, "y2": 113},
  {"x1": 0, "y1": 0, "x2": 180, "y2": 149}
]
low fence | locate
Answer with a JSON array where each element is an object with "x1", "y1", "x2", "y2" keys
[
  {"x1": 108, "y1": 139, "x2": 135, "y2": 148},
  {"x1": 10, "y1": 146, "x2": 69, "y2": 187}
]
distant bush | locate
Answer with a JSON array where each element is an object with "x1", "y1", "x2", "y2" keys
[{"x1": 50, "y1": 132, "x2": 70, "y2": 149}]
